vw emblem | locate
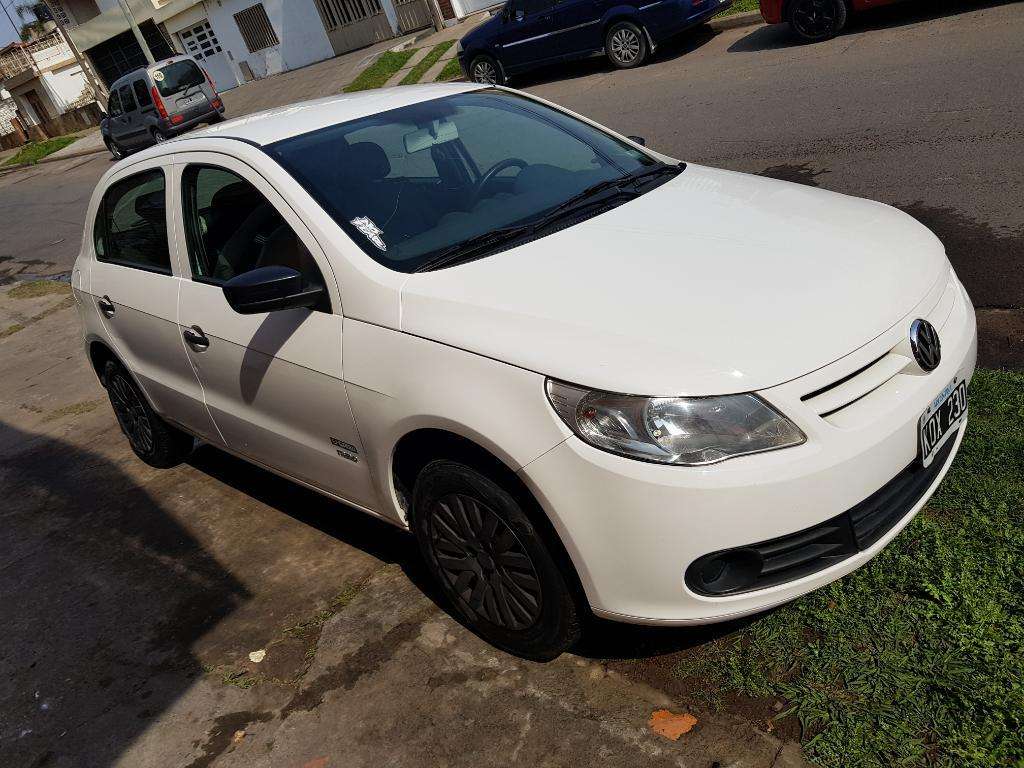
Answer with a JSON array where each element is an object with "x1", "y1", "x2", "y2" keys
[{"x1": 910, "y1": 319, "x2": 941, "y2": 371}]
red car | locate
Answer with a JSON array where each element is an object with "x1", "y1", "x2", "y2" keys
[{"x1": 760, "y1": 0, "x2": 905, "y2": 41}]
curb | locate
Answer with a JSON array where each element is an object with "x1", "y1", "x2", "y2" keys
[
  {"x1": 0, "y1": 144, "x2": 107, "y2": 175},
  {"x1": 390, "y1": 28, "x2": 436, "y2": 53},
  {"x1": 709, "y1": 9, "x2": 764, "y2": 31}
]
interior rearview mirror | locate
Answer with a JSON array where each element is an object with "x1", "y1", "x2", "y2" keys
[
  {"x1": 627, "y1": 135, "x2": 647, "y2": 146},
  {"x1": 222, "y1": 265, "x2": 324, "y2": 315},
  {"x1": 404, "y1": 119, "x2": 459, "y2": 153}
]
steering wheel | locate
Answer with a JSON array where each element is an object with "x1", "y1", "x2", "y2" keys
[{"x1": 472, "y1": 158, "x2": 528, "y2": 204}]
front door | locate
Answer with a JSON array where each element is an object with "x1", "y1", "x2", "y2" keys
[
  {"x1": 178, "y1": 20, "x2": 239, "y2": 91},
  {"x1": 172, "y1": 154, "x2": 377, "y2": 510},
  {"x1": 112, "y1": 84, "x2": 146, "y2": 147},
  {"x1": 500, "y1": 0, "x2": 556, "y2": 72},
  {"x1": 86, "y1": 159, "x2": 221, "y2": 443}
]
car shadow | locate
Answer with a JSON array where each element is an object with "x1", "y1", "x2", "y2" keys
[
  {"x1": 0, "y1": 422, "x2": 249, "y2": 768},
  {"x1": 728, "y1": 0, "x2": 1020, "y2": 52},
  {"x1": 513, "y1": 23, "x2": 719, "y2": 88}
]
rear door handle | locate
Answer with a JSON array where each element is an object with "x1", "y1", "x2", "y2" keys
[
  {"x1": 182, "y1": 325, "x2": 209, "y2": 350},
  {"x1": 97, "y1": 295, "x2": 115, "y2": 317}
]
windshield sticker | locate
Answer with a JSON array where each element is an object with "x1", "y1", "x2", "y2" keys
[
  {"x1": 350, "y1": 216, "x2": 386, "y2": 251},
  {"x1": 152, "y1": 70, "x2": 165, "y2": 81}
]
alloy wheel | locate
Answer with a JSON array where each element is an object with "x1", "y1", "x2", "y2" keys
[
  {"x1": 109, "y1": 374, "x2": 154, "y2": 454},
  {"x1": 610, "y1": 28, "x2": 641, "y2": 65},
  {"x1": 427, "y1": 492, "x2": 543, "y2": 630},
  {"x1": 472, "y1": 59, "x2": 498, "y2": 84},
  {"x1": 792, "y1": 0, "x2": 838, "y2": 39}
]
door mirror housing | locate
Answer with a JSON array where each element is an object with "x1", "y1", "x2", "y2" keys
[
  {"x1": 514, "y1": 8, "x2": 525, "y2": 20},
  {"x1": 627, "y1": 135, "x2": 647, "y2": 146},
  {"x1": 222, "y1": 266, "x2": 324, "y2": 315}
]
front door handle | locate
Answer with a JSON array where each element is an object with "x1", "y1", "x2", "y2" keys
[
  {"x1": 97, "y1": 295, "x2": 115, "y2": 317},
  {"x1": 182, "y1": 325, "x2": 209, "y2": 350}
]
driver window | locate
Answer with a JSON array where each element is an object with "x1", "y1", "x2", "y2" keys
[{"x1": 181, "y1": 164, "x2": 331, "y2": 313}]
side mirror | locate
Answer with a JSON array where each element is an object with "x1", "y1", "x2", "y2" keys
[
  {"x1": 627, "y1": 135, "x2": 647, "y2": 146},
  {"x1": 222, "y1": 265, "x2": 324, "y2": 315},
  {"x1": 514, "y1": 8, "x2": 525, "y2": 21}
]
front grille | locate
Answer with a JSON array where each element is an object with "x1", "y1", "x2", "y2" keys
[{"x1": 685, "y1": 436, "x2": 957, "y2": 596}]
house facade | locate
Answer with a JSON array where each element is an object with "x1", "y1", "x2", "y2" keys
[
  {"x1": 59, "y1": 0, "x2": 440, "y2": 92},
  {"x1": 0, "y1": 30, "x2": 93, "y2": 127}
]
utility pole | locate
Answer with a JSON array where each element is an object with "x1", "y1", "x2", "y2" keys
[
  {"x1": 115, "y1": 0, "x2": 155, "y2": 64},
  {"x1": 39, "y1": 1, "x2": 109, "y2": 109}
]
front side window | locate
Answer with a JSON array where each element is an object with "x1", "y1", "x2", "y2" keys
[
  {"x1": 107, "y1": 89, "x2": 122, "y2": 117},
  {"x1": 94, "y1": 169, "x2": 171, "y2": 273},
  {"x1": 118, "y1": 85, "x2": 137, "y2": 113},
  {"x1": 153, "y1": 60, "x2": 205, "y2": 97},
  {"x1": 181, "y1": 164, "x2": 330, "y2": 312},
  {"x1": 266, "y1": 90, "x2": 665, "y2": 273}
]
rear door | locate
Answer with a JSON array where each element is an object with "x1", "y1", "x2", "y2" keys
[
  {"x1": 171, "y1": 152, "x2": 377, "y2": 510},
  {"x1": 549, "y1": 0, "x2": 603, "y2": 56},
  {"x1": 86, "y1": 158, "x2": 221, "y2": 443},
  {"x1": 500, "y1": 0, "x2": 556, "y2": 72}
]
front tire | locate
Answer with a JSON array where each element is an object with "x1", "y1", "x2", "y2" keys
[
  {"x1": 606, "y1": 21, "x2": 648, "y2": 69},
  {"x1": 105, "y1": 138, "x2": 125, "y2": 160},
  {"x1": 469, "y1": 54, "x2": 503, "y2": 85},
  {"x1": 103, "y1": 360, "x2": 194, "y2": 468},
  {"x1": 412, "y1": 460, "x2": 582, "y2": 660},
  {"x1": 787, "y1": 0, "x2": 847, "y2": 42}
]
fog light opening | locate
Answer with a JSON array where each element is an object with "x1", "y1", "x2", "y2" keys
[{"x1": 688, "y1": 549, "x2": 764, "y2": 595}]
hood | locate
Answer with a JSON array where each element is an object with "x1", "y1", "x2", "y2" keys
[
  {"x1": 463, "y1": 13, "x2": 503, "y2": 45},
  {"x1": 400, "y1": 165, "x2": 948, "y2": 396}
]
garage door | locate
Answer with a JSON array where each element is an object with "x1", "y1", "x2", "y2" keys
[
  {"x1": 178, "y1": 21, "x2": 239, "y2": 92},
  {"x1": 457, "y1": 0, "x2": 502, "y2": 16},
  {"x1": 314, "y1": 0, "x2": 395, "y2": 56},
  {"x1": 394, "y1": 0, "x2": 434, "y2": 33}
]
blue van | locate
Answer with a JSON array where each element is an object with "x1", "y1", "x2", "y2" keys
[{"x1": 457, "y1": 0, "x2": 732, "y2": 83}]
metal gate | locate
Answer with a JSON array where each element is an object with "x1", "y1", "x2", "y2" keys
[
  {"x1": 394, "y1": 0, "x2": 434, "y2": 34},
  {"x1": 314, "y1": 0, "x2": 395, "y2": 56}
]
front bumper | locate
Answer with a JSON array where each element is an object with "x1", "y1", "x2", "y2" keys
[{"x1": 519, "y1": 270, "x2": 977, "y2": 624}]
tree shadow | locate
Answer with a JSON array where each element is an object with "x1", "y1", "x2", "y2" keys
[
  {"x1": 728, "y1": 0, "x2": 1020, "y2": 53},
  {"x1": 512, "y1": 23, "x2": 719, "y2": 88},
  {"x1": 0, "y1": 422, "x2": 248, "y2": 768}
]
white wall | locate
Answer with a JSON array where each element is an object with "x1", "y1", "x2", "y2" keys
[
  {"x1": 41, "y1": 62, "x2": 89, "y2": 112},
  {"x1": 205, "y1": 0, "x2": 334, "y2": 81}
]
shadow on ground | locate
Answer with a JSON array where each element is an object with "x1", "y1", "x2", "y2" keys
[
  {"x1": 729, "y1": 0, "x2": 1020, "y2": 52},
  {"x1": 0, "y1": 423, "x2": 247, "y2": 767}
]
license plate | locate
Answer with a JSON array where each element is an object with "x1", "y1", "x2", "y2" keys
[
  {"x1": 177, "y1": 93, "x2": 205, "y2": 109},
  {"x1": 919, "y1": 378, "x2": 968, "y2": 466}
]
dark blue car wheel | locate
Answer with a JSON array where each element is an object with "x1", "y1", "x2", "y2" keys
[
  {"x1": 470, "y1": 55, "x2": 503, "y2": 85},
  {"x1": 606, "y1": 21, "x2": 648, "y2": 69}
]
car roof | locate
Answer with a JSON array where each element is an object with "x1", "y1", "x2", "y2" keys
[{"x1": 187, "y1": 82, "x2": 486, "y2": 147}]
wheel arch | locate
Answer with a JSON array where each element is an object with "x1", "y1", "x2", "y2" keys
[{"x1": 391, "y1": 427, "x2": 588, "y2": 609}]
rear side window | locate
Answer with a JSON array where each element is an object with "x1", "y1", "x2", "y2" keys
[
  {"x1": 94, "y1": 169, "x2": 171, "y2": 273},
  {"x1": 154, "y1": 60, "x2": 205, "y2": 97},
  {"x1": 181, "y1": 164, "x2": 330, "y2": 311},
  {"x1": 132, "y1": 79, "x2": 152, "y2": 107}
]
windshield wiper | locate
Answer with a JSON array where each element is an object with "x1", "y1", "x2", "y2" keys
[{"x1": 412, "y1": 162, "x2": 685, "y2": 273}]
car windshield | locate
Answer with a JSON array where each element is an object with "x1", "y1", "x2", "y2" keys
[
  {"x1": 153, "y1": 60, "x2": 205, "y2": 97},
  {"x1": 265, "y1": 90, "x2": 674, "y2": 272}
]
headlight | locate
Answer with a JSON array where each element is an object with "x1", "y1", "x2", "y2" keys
[{"x1": 545, "y1": 380, "x2": 806, "y2": 466}]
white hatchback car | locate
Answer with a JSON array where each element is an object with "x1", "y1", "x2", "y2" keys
[{"x1": 74, "y1": 84, "x2": 977, "y2": 659}]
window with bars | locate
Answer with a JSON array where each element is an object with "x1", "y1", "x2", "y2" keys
[{"x1": 233, "y1": 4, "x2": 280, "y2": 53}]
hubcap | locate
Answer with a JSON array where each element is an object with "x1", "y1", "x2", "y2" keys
[
  {"x1": 109, "y1": 374, "x2": 153, "y2": 454},
  {"x1": 428, "y1": 493, "x2": 543, "y2": 630},
  {"x1": 793, "y1": 0, "x2": 836, "y2": 37},
  {"x1": 473, "y1": 60, "x2": 497, "y2": 84},
  {"x1": 153, "y1": 131, "x2": 166, "y2": 143},
  {"x1": 610, "y1": 28, "x2": 641, "y2": 64}
]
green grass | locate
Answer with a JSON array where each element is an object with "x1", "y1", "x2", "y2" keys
[
  {"x1": 344, "y1": 49, "x2": 418, "y2": 92},
  {"x1": 718, "y1": 0, "x2": 759, "y2": 16},
  {"x1": 2, "y1": 135, "x2": 78, "y2": 166},
  {"x1": 401, "y1": 41, "x2": 455, "y2": 85},
  {"x1": 436, "y1": 56, "x2": 463, "y2": 82},
  {"x1": 6, "y1": 280, "x2": 71, "y2": 299},
  {"x1": 675, "y1": 368, "x2": 1024, "y2": 767}
]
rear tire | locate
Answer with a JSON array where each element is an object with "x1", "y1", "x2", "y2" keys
[
  {"x1": 787, "y1": 0, "x2": 847, "y2": 42},
  {"x1": 605, "y1": 21, "x2": 648, "y2": 69},
  {"x1": 469, "y1": 54, "x2": 504, "y2": 85},
  {"x1": 151, "y1": 128, "x2": 168, "y2": 145},
  {"x1": 102, "y1": 360, "x2": 194, "y2": 468},
  {"x1": 412, "y1": 460, "x2": 582, "y2": 660}
]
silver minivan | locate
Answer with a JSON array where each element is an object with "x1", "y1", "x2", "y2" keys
[{"x1": 101, "y1": 55, "x2": 225, "y2": 159}]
